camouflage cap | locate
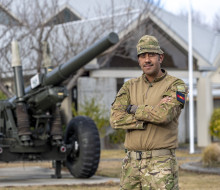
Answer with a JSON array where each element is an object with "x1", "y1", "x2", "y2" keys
[{"x1": 136, "y1": 35, "x2": 164, "y2": 55}]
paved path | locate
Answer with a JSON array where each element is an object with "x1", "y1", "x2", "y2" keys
[
  {"x1": 0, "y1": 166, "x2": 119, "y2": 187},
  {"x1": 180, "y1": 162, "x2": 220, "y2": 175}
]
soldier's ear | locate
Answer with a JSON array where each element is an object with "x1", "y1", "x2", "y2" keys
[
  {"x1": 159, "y1": 54, "x2": 164, "y2": 63},
  {"x1": 137, "y1": 57, "x2": 141, "y2": 67}
]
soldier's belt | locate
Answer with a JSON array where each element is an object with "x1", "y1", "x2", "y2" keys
[{"x1": 127, "y1": 149, "x2": 175, "y2": 160}]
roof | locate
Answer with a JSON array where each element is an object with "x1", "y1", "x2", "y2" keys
[
  {"x1": 155, "y1": 8, "x2": 220, "y2": 65},
  {"x1": 7, "y1": 0, "x2": 145, "y2": 21},
  {"x1": 0, "y1": 0, "x2": 219, "y2": 75},
  {"x1": 0, "y1": 4, "x2": 21, "y2": 25},
  {"x1": 3, "y1": 1, "x2": 219, "y2": 65}
]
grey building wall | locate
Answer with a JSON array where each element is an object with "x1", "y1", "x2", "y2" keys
[{"x1": 77, "y1": 77, "x2": 117, "y2": 116}]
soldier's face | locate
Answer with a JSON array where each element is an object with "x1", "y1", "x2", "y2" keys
[{"x1": 138, "y1": 52, "x2": 164, "y2": 79}]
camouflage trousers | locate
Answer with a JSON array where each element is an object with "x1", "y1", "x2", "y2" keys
[{"x1": 120, "y1": 153, "x2": 179, "y2": 190}]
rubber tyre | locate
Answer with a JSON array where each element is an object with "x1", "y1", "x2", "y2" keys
[{"x1": 64, "y1": 116, "x2": 100, "y2": 178}]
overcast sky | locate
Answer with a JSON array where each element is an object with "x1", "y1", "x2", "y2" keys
[{"x1": 160, "y1": 0, "x2": 220, "y2": 25}]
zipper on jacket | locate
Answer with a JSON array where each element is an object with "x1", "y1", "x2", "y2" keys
[{"x1": 146, "y1": 83, "x2": 152, "y2": 99}]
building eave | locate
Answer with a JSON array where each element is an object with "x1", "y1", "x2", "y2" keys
[
  {"x1": 148, "y1": 12, "x2": 211, "y2": 68},
  {"x1": 43, "y1": 4, "x2": 83, "y2": 25},
  {"x1": 0, "y1": 3, "x2": 22, "y2": 25},
  {"x1": 89, "y1": 68, "x2": 201, "y2": 79}
]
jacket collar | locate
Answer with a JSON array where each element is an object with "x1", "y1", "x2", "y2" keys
[{"x1": 142, "y1": 69, "x2": 167, "y2": 83}]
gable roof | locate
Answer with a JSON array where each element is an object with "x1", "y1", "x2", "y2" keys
[
  {"x1": 0, "y1": 0, "x2": 219, "y2": 73},
  {"x1": 47, "y1": 7, "x2": 220, "y2": 70},
  {"x1": 6, "y1": 0, "x2": 145, "y2": 21},
  {"x1": 155, "y1": 8, "x2": 220, "y2": 65},
  {"x1": 63, "y1": 0, "x2": 145, "y2": 19},
  {"x1": 2, "y1": 0, "x2": 220, "y2": 65},
  {"x1": 44, "y1": 6, "x2": 81, "y2": 26}
]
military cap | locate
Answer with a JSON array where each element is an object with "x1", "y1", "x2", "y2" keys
[{"x1": 136, "y1": 35, "x2": 164, "y2": 55}]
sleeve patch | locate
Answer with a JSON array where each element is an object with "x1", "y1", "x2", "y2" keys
[
  {"x1": 177, "y1": 85, "x2": 186, "y2": 92},
  {"x1": 176, "y1": 91, "x2": 185, "y2": 104}
]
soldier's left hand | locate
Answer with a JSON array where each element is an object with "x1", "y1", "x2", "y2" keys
[
  {"x1": 126, "y1": 105, "x2": 138, "y2": 114},
  {"x1": 160, "y1": 96, "x2": 172, "y2": 104}
]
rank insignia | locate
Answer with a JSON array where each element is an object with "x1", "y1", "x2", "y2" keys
[{"x1": 176, "y1": 91, "x2": 185, "y2": 104}]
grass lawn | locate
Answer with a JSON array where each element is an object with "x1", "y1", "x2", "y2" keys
[{"x1": 0, "y1": 149, "x2": 220, "y2": 190}]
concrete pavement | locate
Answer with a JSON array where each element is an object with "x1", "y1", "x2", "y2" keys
[
  {"x1": 0, "y1": 166, "x2": 119, "y2": 187},
  {"x1": 180, "y1": 162, "x2": 220, "y2": 175}
]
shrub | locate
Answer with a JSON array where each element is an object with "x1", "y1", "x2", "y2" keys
[
  {"x1": 209, "y1": 108, "x2": 220, "y2": 139},
  {"x1": 109, "y1": 129, "x2": 125, "y2": 144},
  {"x1": 72, "y1": 98, "x2": 109, "y2": 138},
  {"x1": 202, "y1": 143, "x2": 220, "y2": 167},
  {"x1": 0, "y1": 91, "x2": 7, "y2": 100}
]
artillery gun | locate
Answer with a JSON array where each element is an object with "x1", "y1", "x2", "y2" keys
[{"x1": 0, "y1": 32, "x2": 119, "y2": 178}]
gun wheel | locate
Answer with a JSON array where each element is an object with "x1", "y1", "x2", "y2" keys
[{"x1": 64, "y1": 116, "x2": 100, "y2": 178}]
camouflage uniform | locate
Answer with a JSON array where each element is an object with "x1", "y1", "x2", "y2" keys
[
  {"x1": 120, "y1": 153, "x2": 178, "y2": 189},
  {"x1": 110, "y1": 35, "x2": 188, "y2": 190}
]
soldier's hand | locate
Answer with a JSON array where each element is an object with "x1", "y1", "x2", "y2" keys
[
  {"x1": 160, "y1": 96, "x2": 172, "y2": 104},
  {"x1": 126, "y1": 105, "x2": 138, "y2": 114}
]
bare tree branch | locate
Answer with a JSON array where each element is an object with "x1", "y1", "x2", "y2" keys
[{"x1": 0, "y1": 0, "x2": 162, "y2": 97}]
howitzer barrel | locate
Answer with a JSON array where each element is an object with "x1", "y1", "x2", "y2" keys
[
  {"x1": 43, "y1": 32, "x2": 119, "y2": 86},
  {"x1": 9, "y1": 32, "x2": 119, "y2": 103}
]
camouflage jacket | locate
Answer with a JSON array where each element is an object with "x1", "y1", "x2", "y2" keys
[{"x1": 110, "y1": 70, "x2": 188, "y2": 150}]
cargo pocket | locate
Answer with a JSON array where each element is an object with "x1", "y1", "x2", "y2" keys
[
  {"x1": 120, "y1": 155, "x2": 131, "y2": 183},
  {"x1": 149, "y1": 155, "x2": 175, "y2": 190}
]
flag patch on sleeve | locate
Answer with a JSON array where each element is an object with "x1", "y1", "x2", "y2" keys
[{"x1": 176, "y1": 91, "x2": 185, "y2": 104}]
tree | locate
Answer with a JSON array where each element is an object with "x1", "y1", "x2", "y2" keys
[{"x1": 0, "y1": 0, "x2": 161, "y2": 98}]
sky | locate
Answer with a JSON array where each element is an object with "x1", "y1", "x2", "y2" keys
[{"x1": 160, "y1": 0, "x2": 220, "y2": 25}]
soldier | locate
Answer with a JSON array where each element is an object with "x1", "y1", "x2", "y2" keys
[{"x1": 110, "y1": 35, "x2": 188, "y2": 190}]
